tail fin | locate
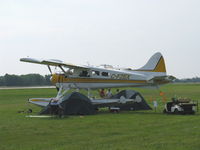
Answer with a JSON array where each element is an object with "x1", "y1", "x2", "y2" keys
[{"x1": 136, "y1": 52, "x2": 166, "y2": 72}]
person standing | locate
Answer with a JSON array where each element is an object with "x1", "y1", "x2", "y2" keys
[
  {"x1": 99, "y1": 89, "x2": 106, "y2": 98},
  {"x1": 153, "y1": 100, "x2": 158, "y2": 112},
  {"x1": 106, "y1": 88, "x2": 113, "y2": 98}
]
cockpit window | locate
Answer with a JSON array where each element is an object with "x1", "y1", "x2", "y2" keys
[
  {"x1": 95, "y1": 71, "x2": 100, "y2": 76},
  {"x1": 67, "y1": 69, "x2": 74, "y2": 75}
]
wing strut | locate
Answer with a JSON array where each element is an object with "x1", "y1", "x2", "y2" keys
[
  {"x1": 47, "y1": 65, "x2": 52, "y2": 75},
  {"x1": 59, "y1": 65, "x2": 67, "y2": 75}
]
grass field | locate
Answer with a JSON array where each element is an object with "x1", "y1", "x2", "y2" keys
[{"x1": 0, "y1": 83, "x2": 200, "y2": 150}]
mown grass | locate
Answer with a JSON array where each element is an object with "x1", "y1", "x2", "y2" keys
[{"x1": 0, "y1": 83, "x2": 200, "y2": 150}]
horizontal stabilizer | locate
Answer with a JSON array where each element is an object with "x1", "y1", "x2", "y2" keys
[{"x1": 148, "y1": 76, "x2": 176, "y2": 84}]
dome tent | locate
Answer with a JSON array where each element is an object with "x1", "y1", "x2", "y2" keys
[
  {"x1": 40, "y1": 92, "x2": 96, "y2": 115},
  {"x1": 112, "y1": 90, "x2": 152, "y2": 111}
]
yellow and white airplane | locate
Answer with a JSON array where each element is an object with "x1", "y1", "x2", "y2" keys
[{"x1": 20, "y1": 52, "x2": 174, "y2": 107}]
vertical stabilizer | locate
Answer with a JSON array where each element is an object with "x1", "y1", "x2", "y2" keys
[{"x1": 136, "y1": 52, "x2": 166, "y2": 72}]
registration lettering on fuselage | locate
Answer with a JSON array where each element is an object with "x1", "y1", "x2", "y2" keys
[{"x1": 111, "y1": 74, "x2": 130, "y2": 80}]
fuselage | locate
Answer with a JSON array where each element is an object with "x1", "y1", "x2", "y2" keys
[{"x1": 50, "y1": 68, "x2": 168, "y2": 89}]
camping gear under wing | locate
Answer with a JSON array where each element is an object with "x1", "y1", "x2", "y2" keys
[
  {"x1": 111, "y1": 90, "x2": 152, "y2": 111},
  {"x1": 40, "y1": 90, "x2": 151, "y2": 115},
  {"x1": 40, "y1": 92, "x2": 96, "y2": 115}
]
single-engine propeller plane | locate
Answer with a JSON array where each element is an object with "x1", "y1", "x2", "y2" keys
[{"x1": 20, "y1": 52, "x2": 175, "y2": 107}]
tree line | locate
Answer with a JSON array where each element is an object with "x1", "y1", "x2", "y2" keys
[
  {"x1": 175, "y1": 77, "x2": 200, "y2": 83},
  {"x1": 0, "y1": 74, "x2": 51, "y2": 86}
]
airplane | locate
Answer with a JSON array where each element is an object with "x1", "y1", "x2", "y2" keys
[{"x1": 20, "y1": 52, "x2": 175, "y2": 107}]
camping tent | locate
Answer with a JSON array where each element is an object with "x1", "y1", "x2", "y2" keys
[
  {"x1": 40, "y1": 90, "x2": 151, "y2": 115},
  {"x1": 111, "y1": 90, "x2": 152, "y2": 110},
  {"x1": 40, "y1": 92, "x2": 96, "y2": 115}
]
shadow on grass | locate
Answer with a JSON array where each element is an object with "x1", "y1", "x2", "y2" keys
[
  {"x1": 96, "y1": 109, "x2": 200, "y2": 116},
  {"x1": 96, "y1": 110, "x2": 162, "y2": 115},
  {"x1": 25, "y1": 108, "x2": 200, "y2": 119}
]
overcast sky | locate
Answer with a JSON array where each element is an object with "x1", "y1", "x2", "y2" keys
[{"x1": 0, "y1": 0, "x2": 200, "y2": 79}]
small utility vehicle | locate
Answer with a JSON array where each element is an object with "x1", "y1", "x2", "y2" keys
[{"x1": 163, "y1": 98, "x2": 197, "y2": 114}]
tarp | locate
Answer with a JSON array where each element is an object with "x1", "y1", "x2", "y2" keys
[
  {"x1": 40, "y1": 92, "x2": 96, "y2": 115},
  {"x1": 111, "y1": 90, "x2": 152, "y2": 110}
]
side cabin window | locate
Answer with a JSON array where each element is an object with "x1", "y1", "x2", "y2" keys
[
  {"x1": 95, "y1": 71, "x2": 100, "y2": 76},
  {"x1": 102, "y1": 72, "x2": 109, "y2": 77},
  {"x1": 79, "y1": 70, "x2": 90, "y2": 77},
  {"x1": 92, "y1": 70, "x2": 100, "y2": 76}
]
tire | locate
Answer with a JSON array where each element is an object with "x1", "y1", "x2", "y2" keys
[{"x1": 174, "y1": 109, "x2": 179, "y2": 114}]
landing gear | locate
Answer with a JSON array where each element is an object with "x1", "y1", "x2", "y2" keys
[{"x1": 56, "y1": 85, "x2": 70, "y2": 101}]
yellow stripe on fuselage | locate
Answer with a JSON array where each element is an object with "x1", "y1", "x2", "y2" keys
[{"x1": 51, "y1": 75, "x2": 147, "y2": 84}]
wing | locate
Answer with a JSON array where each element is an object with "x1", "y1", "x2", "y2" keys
[{"x1": 20, "y1": 58, "x2": 89, "y2": 69}]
